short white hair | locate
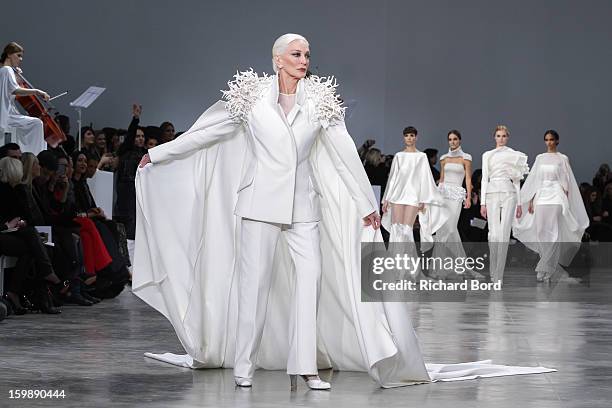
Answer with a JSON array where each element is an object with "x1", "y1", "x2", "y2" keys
[
  {"x1": 271, "y1": 33, "x2": 309, "y2": 73},
  {"x1": 0, "y1": 157, "x2": 24, "y2": 186}
]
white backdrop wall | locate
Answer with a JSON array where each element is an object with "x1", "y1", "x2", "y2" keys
[{"x1": 2, "y1": 0, "x2": 610, "y2": 182}]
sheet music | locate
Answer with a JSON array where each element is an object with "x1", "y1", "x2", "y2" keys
[{"x1": 69, "y1": 86, "x2": 105, "y2": 109}]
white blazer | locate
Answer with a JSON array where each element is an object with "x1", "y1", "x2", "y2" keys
[{"x1": 148, "y1": 72, "x2": 377, "y2": 224}]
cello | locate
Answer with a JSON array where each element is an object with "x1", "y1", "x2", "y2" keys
[{"x1": 13, "y1": 68, "x2": 66, "y2": 148}]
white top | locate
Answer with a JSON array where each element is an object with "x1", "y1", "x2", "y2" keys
[
  {"x1": 529, "y1": 153, "x2": 570, "y2": 206},
  {"x1": 480, "y1": 146, "x2": 529, "y2": 205},
  {"x1": 278, "y1": 93, "x2": 295, "y2": 116},
  {"x1": 514, "y1": 152, "x2": 589, "y2": 258},
  {"x1": 0, "y1": 66, "x2": 20, "y2": 130},
  {"x1": 383, "y1": 151, "x2": 436, "y2": 206},
  {"x1": 442, "y1": 162, "x2": 466, "y2": 186}
]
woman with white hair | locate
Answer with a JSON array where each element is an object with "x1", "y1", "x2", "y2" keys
[{"x1": 134, "y1": 34, "x2": 553, "y2": 390}]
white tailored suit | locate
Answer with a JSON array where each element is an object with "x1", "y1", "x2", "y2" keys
[
  {"x1": 481, "y1": 146, "x2": 529, "y2": 282},
  {"x1": 133, "y1": 70, "x2": 554, "y2": 387},
  {"x1": 145, "y1": 72, "x2": 377, "y2": 378}
]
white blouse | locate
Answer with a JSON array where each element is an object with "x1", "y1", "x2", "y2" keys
[
  {"x1": 383, "y1": 151, "x2": 437, "y2": 206},
  {"x1": 480, "y1": 146, "x2": 529, "y2": 205}
]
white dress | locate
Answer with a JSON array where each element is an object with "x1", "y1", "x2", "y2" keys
[
  {"x1": 431, "y1": 149, "x2": 473, "y2": 279},
  {"x1": 513, "y1": 152, "x2": 588, "y2": 279},
  {"x1": 0, "y1": 66, "x2": 45, "y2": 155},
  {"x1": 381, "y1": 151, "x2": 447, "y2": 244},
  {"x1": 133, "y1": 70, "x2": 554, "y2": 387}
]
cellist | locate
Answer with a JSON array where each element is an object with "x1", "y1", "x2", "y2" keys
[{"x1": 0, "y1": 42, "x2": 49, "y2": 154}]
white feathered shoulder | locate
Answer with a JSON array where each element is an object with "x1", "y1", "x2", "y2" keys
[
  {"x1": 221, "y1": 69, "x2": 273, "y2": 121},
  {"x1": 304, "y1": 75, "x2": 346, "y2": 125}
]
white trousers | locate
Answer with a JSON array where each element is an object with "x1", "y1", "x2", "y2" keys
[
  {"x1": 234, "y1": 218, "x2": 321, "y2": 378},
  {"x1": 534, "y1": 204, "x2": 562, "y2": 279},
  {"x1": 7, "y1": 114, "x2": 46, "y2": 155},
  {"x1": 486, "y1": 192, "x2": 517, "y2": 282}
]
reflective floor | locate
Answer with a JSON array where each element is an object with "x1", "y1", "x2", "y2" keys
[{"x1": 1, "y1": 271, "x2": 611, "y2": 408}]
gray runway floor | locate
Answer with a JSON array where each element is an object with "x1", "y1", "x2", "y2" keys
[{"x1": 1, "y1": 272, "x2": 611, "y2": 408}]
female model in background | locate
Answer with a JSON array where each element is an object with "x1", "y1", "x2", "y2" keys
[
  {"x1": 480, "y1": 125, "x2": 529, "y2": 283},
  {"x1": 513, "y1": 130, "x2": 588, "y2": 282}
]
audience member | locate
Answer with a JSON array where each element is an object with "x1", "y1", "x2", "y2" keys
[{"x1": 159, "y1": 121, "x2": 175, "y2": 144}]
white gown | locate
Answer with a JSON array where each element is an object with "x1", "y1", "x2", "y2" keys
[
  {"x1": 133, "y1": 70, "x2": 555, "y2": 388},
  {"x1": 513, "y1": 152, "x2": 588, "y2": 279},
  {"x1": 431, "y1": 149, "x2": 473, "y2": 279},
  {"x1": 0, "y1": 66, "x2": 45, "y2": 155}
]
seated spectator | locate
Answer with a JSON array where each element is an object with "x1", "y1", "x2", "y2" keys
[
  {"x1": 0, "y1": 142, "x2": 21, "y2": 159},
  {"x1": 71, "y1": 151, "x2": 130, "y2": 298},
  {"x1": 0, "y1": 156, "x2": 62, "y2": 314},
  {"x1": 0, "y1": 216, "x2": 31, "y2": 315},
  {"x1": 25, "y1": 151, "x2": 102, "y2": 306},
  {"x1": 593, "y1": 164, "x2": 610, "y2": 194},
  {"x1": 582, "y1": 183, "x2": 612, "y2": 241}
]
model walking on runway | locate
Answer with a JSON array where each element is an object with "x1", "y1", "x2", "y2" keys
[
  {"x1": 480, "y1": 125, "x2": 529, "y2": 283},
  {"x1": 431, "y1": 130, "x2": 483, "y2": 280},
  {"x1": 513, "y1": 130, "x2": 588, "y2": 282},
  {"x1": 381, "y1": 126, "x2": 447, "y2": 245},
  {"x1": 133, "y1": 35, "x2": 554, "y2": 391}
]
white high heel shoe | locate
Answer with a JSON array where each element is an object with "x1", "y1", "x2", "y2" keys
[
  {"x1": 234, "y1": 377, "x2": 252, "y2": 387},
  {"x1": 289, "y1": 374, "x2": 331, "y2": 391}
]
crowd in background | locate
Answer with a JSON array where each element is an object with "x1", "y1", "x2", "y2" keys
[
  {"x1": 2, "y1": 112, "x2": 612, "y2": 321},
  {"x1": 0, "y1": 104, "x2": 173, "y2": 320}
]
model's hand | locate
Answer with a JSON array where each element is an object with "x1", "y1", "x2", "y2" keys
[
  {"x1": 139, "y1": 153, "x2": 151, "y2": 168},
  {"x1": 37, "y1": 90, "x2": 50, "y2": 101},
  {"x1": 516, "y1": 205, "x2": 523, "y2": 219},
  {"x1": 132, "y1": 103, "x2": 142, "y2": 118},
  {"x1": 418, "y1": 203, "x2": 425, "y2": 213},
  {"x1": 528, "y1": 200, "x2": 534, "y2": 214},
  {"x1": 463, "y1": 197, "x2": 471, "y2": 209},
  {"x1": 382, "y1": 201, "x2": 389, "y2": 214},
  {"x1": 363, "y1": 212, "x2": 381, "y2": 230},
  {"x1": 480, "y1": 205, "x2": 487, "y2": 220}
]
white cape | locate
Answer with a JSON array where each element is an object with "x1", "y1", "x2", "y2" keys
[
  {"x1": 513, "y1": 153, "x2": 589, "y2": 266},
  {"x1": 133, "y1": 104, "x2": 555, "y2": 388}
]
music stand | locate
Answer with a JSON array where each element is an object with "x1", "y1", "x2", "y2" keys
[{"x1": 69, "y1": 86, "x2": 105, "y2": 150}]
